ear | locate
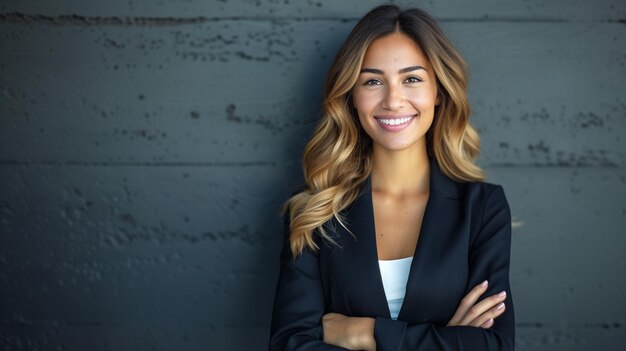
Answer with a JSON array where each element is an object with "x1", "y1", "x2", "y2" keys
[{"x1": 435, "y1": 94, "x2": 441, "y2": 106}]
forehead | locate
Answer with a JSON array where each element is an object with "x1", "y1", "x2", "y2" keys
[{"x1": 362, "y1": 32, "x2": 430, "y2": 68}]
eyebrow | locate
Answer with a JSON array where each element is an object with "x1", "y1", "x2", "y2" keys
[{"x1": 359, "y1": 65, "x2": 427, "y2": 74}]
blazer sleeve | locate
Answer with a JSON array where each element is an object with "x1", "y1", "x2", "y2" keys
[
  {"x1": 268, "y1": 211, "x2": 349, "y2": 350},
  {"x1": 373, "y1": 185, "x2": 516, "y2": 351}
]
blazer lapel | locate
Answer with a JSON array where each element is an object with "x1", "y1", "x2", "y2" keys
[
  {"x1": 341, "y1": 155, "x2": 461, "y2": 320},
  {"x1": 397, "y1": 156, "x2": 461, "y2": 320},
  {"x1": 339, "y1": 176, "x2": 390, "y2": 318}
]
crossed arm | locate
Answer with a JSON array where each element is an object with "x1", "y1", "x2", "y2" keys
[{"x1": 269, "y1": 185, "x2": 515, "y2": 350}]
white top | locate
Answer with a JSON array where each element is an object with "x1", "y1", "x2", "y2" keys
[{"x1": 378, "y1": 256, "x2": 413, "y2": 320}]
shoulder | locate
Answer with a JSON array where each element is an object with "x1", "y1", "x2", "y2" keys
[
  {"x1": 460, "y1": 180, "x2": 512, "y2": 249},
  {"x1": 459, "y1": 181, "x2": 504, "y2": 200},
  {"x1": 460, "y1": 180, "x2": 510, "y2": 216}
]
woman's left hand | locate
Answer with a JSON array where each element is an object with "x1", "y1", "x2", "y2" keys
[{"x1": 322, "y1": 312, "x2": 376, "y2": 350}]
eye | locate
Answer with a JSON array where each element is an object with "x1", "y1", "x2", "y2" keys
[
  {"x1": 363, "y1": 79, "x2": 382, "y2": 86},
  {"x1": 405, "y1": 76, "x2": 423, "y2": 83}
]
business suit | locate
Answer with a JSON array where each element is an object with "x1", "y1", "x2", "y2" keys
[{"x1": 269, "y1": 155, "x2": 515, "y2": 350}]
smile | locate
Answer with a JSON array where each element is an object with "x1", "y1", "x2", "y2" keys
[{"x1": 374, "y1": 114, "x2": 417, "y2": 132}]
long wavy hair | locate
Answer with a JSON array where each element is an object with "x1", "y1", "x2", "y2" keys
[{"x1": 282, "y1": 4, "x2": 507, "y2": 259}]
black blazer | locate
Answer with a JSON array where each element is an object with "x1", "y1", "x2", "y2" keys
[{"x1": 269, "y1": 155, "x2": 515, "y2": 350}]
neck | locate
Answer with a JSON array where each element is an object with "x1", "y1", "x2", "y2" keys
[{"x1": 370, "y1": 140, "x2": 430, "y2": 197}]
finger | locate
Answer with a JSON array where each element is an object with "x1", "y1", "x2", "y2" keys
[
  {"x1": 447, "y1": 280, "x2": 488, "y2": 326},
  {"x1": 469, "y1": 302, "x2": 506, "y2": 328},
  {"x1": 459, "y1": 290, "x2": 507, "y2": 326},
  {"x1": 480, "y1": 318, "x2": 494, "y2": 328}
]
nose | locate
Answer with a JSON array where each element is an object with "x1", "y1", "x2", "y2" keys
[{"x1": 382, "y1": 84, "x2": 405, "y2": 110}]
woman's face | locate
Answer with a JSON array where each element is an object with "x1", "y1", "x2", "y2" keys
[{"x1": 352, "y1": 32, "x2": 439, "y2": 153}]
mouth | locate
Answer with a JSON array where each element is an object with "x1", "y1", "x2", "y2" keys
[{"x1": 374, "y1": 114, "x2": 418, "y2": 131}]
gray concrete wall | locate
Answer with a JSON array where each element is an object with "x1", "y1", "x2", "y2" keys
[{"x1": 1, "y1": 0, "x2": 625, "y2": 350}]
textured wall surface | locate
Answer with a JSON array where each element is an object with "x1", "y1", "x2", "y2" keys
[{"x1": 1, "y1": 0, "x2": 625, "y2": 350}]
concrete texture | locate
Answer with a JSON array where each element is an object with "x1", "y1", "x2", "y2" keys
[{"x1": 1, "y1": 0, "x2": 625, "y2": 350}]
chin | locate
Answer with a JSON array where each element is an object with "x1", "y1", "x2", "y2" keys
[{"x1": 375, "y1": 140, "x2": 421, "y2": 152}]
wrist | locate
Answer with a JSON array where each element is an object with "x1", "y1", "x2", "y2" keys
[{"x1": 352, "y1": 317, "x2": 376, "y2": 350}]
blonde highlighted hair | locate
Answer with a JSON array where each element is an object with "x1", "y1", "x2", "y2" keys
[{"x1": 282, "y1": 4, "x2": 514, "y2": 259}]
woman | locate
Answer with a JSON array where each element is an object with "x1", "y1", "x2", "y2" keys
[{"x1": 269, "y1": 4, "x2": 515, "y2": 350}]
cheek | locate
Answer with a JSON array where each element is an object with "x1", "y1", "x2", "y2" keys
[
  {"x1": 409, "y1": 91, "x2": 438, "y2": 108},
  {"x1": 353, "y1": 90, "x2": 379, "y2": 117}
]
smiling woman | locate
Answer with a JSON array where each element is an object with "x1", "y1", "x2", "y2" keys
[
  {"x1": 269, "y1": 4, "x2": 515, "y2": 351},
  {"x1": 353, "y1": 32, "x2": 439, "y2": 153}
]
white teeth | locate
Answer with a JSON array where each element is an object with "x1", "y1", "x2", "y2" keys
[{"x1": 378, "y1": 116, "x2": 414, "y2": 125}]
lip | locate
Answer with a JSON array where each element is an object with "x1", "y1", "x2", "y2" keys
[
  {"x1": 374, "y1": 114, "x2": 418, "y2": 132},
  {"x1": 374, "y1": 114, "x2": 417, "y2": 119}
]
